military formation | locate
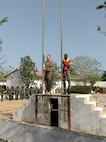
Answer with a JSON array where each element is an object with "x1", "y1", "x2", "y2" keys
[{"x1": 0, "y1": 85, "x2": 43, "y2": 101}]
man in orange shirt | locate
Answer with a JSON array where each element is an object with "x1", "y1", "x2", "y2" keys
[{"x1": 62, "y1": 53, "x2": 71, "y2": 94}]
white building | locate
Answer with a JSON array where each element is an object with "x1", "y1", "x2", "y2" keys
[{"x1": 4, "y1": 69, "x2": 24, "y2": 88}]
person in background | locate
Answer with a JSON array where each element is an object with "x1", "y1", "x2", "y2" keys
[
  {"x1": 62, "y1": 53, "x2": 71, "y2": 94},
  {"x1": 20, "y1": 86, "x2": 24, "y2": 99},
  {"x1": 15, "y1": 86, "x2": 19, "y2": 100},
  {"x1": 43, "y1": 54, "x2": 55, "y2": 94}
]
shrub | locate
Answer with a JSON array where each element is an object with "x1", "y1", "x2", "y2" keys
[{"x1": 68, "y1": 85, "x2": 91, "y2": 94}]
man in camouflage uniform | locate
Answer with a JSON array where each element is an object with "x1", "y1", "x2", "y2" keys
[
  {"x1": 43, "y1": 54, "x2": 55, "y2": 94},
  {"x1": 15, "y1": 86, "x2": 19, "y2": 100},
  {"x1": 29, "y1": 87, "x2": 35, "y2": 96},
  {"x1": 20, "y1": 86, "x2": 24, "y2": 99},
  {"x1": 9, "y1": 86, "x2": 14, "y2": 100},
  {"x1": 25, "y1": 86, "x2": 30, "y2": 99},
  {"x1": 0, "y1": 89, "x2": 4, "y2": 101}
]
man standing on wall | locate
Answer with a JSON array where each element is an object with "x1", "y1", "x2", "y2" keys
[
  {"x1": 62, "y1": 53, "x2": 71, "y2": 94},
  {"x1": 43, "y1": 54, "x2": 55, "y2": 94}
]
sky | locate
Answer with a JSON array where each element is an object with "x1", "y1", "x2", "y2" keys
[{"x1": 0, "y1": 0, "x2": 106, "y2": 71}]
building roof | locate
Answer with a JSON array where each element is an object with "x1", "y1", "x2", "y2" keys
[
  {"x1": 36, "y1": 71, "x2": 42, "y2": 77},
  {"x1": 4, "y1": 69, "x2": 19, "y2": 78},
  {"x1": 4, "y1": 69, "x2": 42, "y2": 78},
  {"x1": 94, "y1": 81, "x2": 106, "y2": 88}
]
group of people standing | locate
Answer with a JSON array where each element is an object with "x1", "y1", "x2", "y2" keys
[
  {"x1": 43, "y1": 53, "x2": 71, "y2": 94},
  {"x1": 0, "y1": 85, "x2": 43, "y2": 101}
]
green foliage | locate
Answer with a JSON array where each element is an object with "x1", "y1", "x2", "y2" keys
[
  {"x1": 97, "y1": 26, "x2": 101, "y2": 31},
  {"x1": 96, "y1": 5, "x2": 105, "y2": 10},
  {"x1": 0, "y1": 71, "x2": 4, "y2": 79},
  {"x1": 53, "y1": 62, "x2": 60, "y2": 81},
  {"x1": 72, "y1": 56, "x2": 102, "y2": 85},
  {"x1": 70, "y1": 66, "x2": 77, "y2": 76},
  {"x1": 97, "y1": 25, "x2": 106, "y2": 35},
  {"x1": 0, "y1": 17, "x2": 8, "y2": 26},
  {"x1": 0, "y1": 85, "x2": 6, "y2": 90},
  {"x1": 101, "y1": 71, "x2": 106, "y2": 81},
  {"x1": 70, "y1": 85, "x2": 91, "y2": 94},
  {"x1": 96, "y1": 3, "x2": 106, "y2": 34},
  {"x1": 0, "y1": 17, "x2": 12, "y2": 77},
  {"x1": 0, "y1": 40, "x2": 9, "y2": 78},
  {"x1": 19, "y1": 56, "x2": 36, "y2": 86}
]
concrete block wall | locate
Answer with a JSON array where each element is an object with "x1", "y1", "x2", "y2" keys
[
  {"x1": 13, "y1": 95, "x2": 36, "y2": 123},
  {"x1": 0, "y1": 120, "x2": 106, "y2": 142},
  {"x1": 71, "y1": 94, "x2": 106, "y2": 136},
  {"x1": 12, "y1": 94, "x2": 106, "y2": 136}
]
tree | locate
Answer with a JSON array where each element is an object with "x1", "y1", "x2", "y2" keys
[
  {"x1": 101, "y1": 71, "x2": 106, "y2": 81},
  {"x1": 70, "y1": 67, "x2": 77, "y2": 76},
  {"x1": 0, "y1": 17, "x2": 8, "y2": 26},
  {"x1": 72, "y1": 56, "x2": 102, "y2": 85},
  {"x1": 96, "y1": 1, "x2": 106, "y2": 35},
  {"x1": 0, "y1": 42, "x2": 14, "y2": 77},
  {"x1": 54, "y1": 62, "x2": 60, "y2": 81},
  {"x1": 0, "y1": 17, "x2": 9, "y2": 78},
  {"x1": 19, "y1": 56, "x2": 36, "y2": 87},
  {"x1": 0, "y1": 40, "x2": 7, "y2": 78}
]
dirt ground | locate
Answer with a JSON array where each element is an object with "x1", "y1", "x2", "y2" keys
[
  {"x1": 0, "y1": 99, "x2": 27, "y2": 119},
  {"x1": 0, "y1": 138, "x2": 8, "y2": 142},
  {"x1": 0, "y1": 99, "x2": 28, "y2": 142}
]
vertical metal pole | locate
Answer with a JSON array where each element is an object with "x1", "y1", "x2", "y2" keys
[
  {"x1": 42, "y1": 0, "x2": 46, "y2": 94},
  {"x1": 60, "y1": 0, "x2": 63, "y2": 95},
  {"x1": 68, "y1": 96, "x2": 71, "y2": 130},
  {"x1": 35, "y1": 95, "x2": 38, "y2": 124}
]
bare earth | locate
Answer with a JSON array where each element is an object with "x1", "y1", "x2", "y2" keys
[{"x1": 0, "y1": 99, "x2": 27, "y2": 119}]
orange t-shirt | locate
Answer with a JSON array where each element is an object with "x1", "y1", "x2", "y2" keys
[{"x1": 63, "y1": 58, "x2": 70, "y2": 71}]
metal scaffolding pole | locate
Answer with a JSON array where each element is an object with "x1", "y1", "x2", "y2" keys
[
  {"x1": 60, "y1": 0, "x2": 63, "y2": 94},
  {"x1": 42, "y1": 0, "x2": 46, "y2": 94}
]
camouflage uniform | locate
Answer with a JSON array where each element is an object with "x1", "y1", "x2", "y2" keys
[
  {"x1": 44, "y1": 58, "x2": 55, "y2": 93},
  {"x1": 15, "y1": 86, "x2": 19, "y2": 100},
  {"x1": 0, "y1": 89, "x2": 3, "y2": 101},
  {"x1": 25, "y1": 86, "x2": 30, "y2": 99},
  {"x1": 20, "y1": 86, "x2": 24, "y2": 99},
  {"x1": 6, "y1": 87, "x2": 10, "y2": 100},
  {"x1": 30, "y1": 87, "x2": 35, "y2": 96},
  {"x1": 9, "y1": 86, "x2": 14, "y2": 100}
]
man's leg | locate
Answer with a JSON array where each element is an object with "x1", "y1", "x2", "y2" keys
[
  {"x1": 63, "y1": 72, "x2": 67, "y2": 94},
  {"x1": 67, "y1": 71, "x2": 71, "y2": 94},
  {"x1": 46, "y1": 73, "x2": 53, "y2": 94},
  {"x1": 63, "y1": 81, "x2": 67, "y2": 94}
]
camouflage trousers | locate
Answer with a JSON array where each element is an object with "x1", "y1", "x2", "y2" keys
[
  {"x1": 45, "y1": 71, "x2": 53, "y2": 92},
  {"x1": 62, "y1": 70, "x2": 71, "y2": 93}
]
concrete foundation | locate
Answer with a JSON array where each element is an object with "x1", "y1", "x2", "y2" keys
[
  {"x1": 1, "y1": 94, "x2": 106, "y2": 141},
  {"x1": 0, "y1": 120, "x2": 106, "y2": 142}
]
